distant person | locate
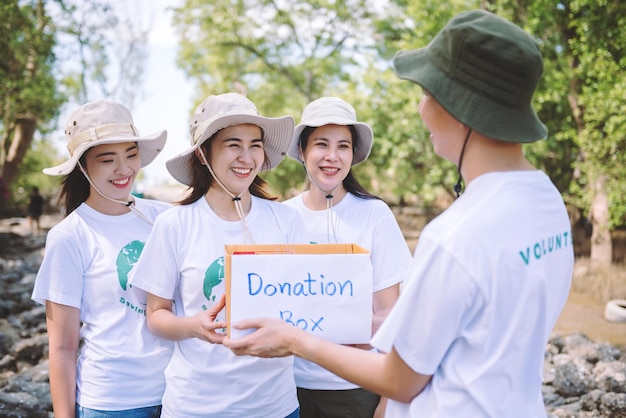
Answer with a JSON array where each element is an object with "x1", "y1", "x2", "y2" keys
[
  {"x1": 32, "y1": 100, "x2": 172, "y2": 418},
  {"x1": 284, "y1": 96, "x2": 412, "y2": 417},
  {"x1": 27, "y1": 186, "x2": 44, "y2": 236},
  {"x1": 0, "y1": 176, "x2": 9, "y2": 211},
  {"x1": 223, "y1": 10, "x2": 575, "y2": 417},
  {"x1": 0, "y1": 177, "x2": 8, "y2": 201},
  {"x1": 130, "y1": 93, "x2": 305, "y2": 418}
]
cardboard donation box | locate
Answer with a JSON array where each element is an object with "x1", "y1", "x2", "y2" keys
[{"x1": 225, "y1": 244, "x2": 373, "y2": 344}]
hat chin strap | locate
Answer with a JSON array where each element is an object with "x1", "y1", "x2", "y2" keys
[
  {"x1": 197, "y1": 148, "x2": 254, "y2": 244},
  {"x1": 78, "y1": 162, "x2": 153, "y2": 225},
  {"x1": 454, "y1": 128, "x2": 472, "y2": 198},
  {"x1": 301, "y1": 159, "x2": 341, "y2": 244}
]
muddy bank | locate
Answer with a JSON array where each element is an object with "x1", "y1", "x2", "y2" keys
[{"x1": 555, "y1": 292, "x2": 626, "y2": 348}]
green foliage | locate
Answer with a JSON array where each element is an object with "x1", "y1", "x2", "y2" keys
[
  {"x1": 522, "y1": 0, "x2": 626, "y2": 227},
  {"x1": 0, "y1": 0, "x2": 64, "y2": 136},
  {"x1": 171, "y1": 0, "x2": 486, "y2": 202},
  {"x1": 172, "y1": 0, "x2": 392, "y2": 195},
  {"x1": 0, "y1": 0, "x2": 65, "y2": 211},
  {"x1": 377, "y1": 0, "x2": 624, "y2": 222},
  {"x1": 1, "y1": 0, "x2": 149, "y2": 210},
  {"x1": 260, "y1": 158, "x2": 306, "y2": 200},
  {"x1": 363, "y1": 0, "x2": 484, "y2": 203},
  {"x1": 10, "y1": 139, "x2": 61, "y2": 210},
  {"x1": 5, "y1": 0, "x2": 619, "y2": 236}
]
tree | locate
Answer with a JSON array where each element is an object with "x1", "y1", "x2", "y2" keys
[
  {"x1": 363, "y1": 1, "x2": 497, "y2": 205},
  {"x1": 0, "y1": 0, "x2": 62, "y2": 190},
  {"x1": 556, "y1": 0, "x2": 626, "y2": 270},
  {"x1": 488, "y1": 0, "x2": 626, "y2": 270},
  {"x1": 0, "y1": 0, "x2": 151, "y2": 205},
  {"x1": 11, "y1": 139, "x2": 59, "y2": 210},
  {"x1": 171, "y1": 0, "x2": 392, "y2": 195},
  {"x1": 168, "y1": 0, "x2": 626, "y2": 275},
  {"x1": 378, "y1": 0, "x2": 626, "y2": 269},
  {"x1": 53, "y1": 0, "x2": 151, "y2": 108}
]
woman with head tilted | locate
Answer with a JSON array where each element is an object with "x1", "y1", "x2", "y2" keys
[
  {"x1": 283, "y1": 97, "x2": 412, "y2": 417},
  {"x1": 32, "y1": 100, "x2": 172, "y2": 418},
  {"x1": 130, "y1": 92, "x2": 305, "y2": 418}
]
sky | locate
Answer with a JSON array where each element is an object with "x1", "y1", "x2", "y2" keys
[
  {"x1": 131, "y1": 1, "x2": 194, "y2": 187},
  {"x1": 48, "y1": 1, "x2": 194, "y2": 188}
]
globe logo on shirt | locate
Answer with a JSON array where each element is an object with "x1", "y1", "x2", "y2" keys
[
  {"x1": 116, "y1": 240, "x2": 145, "y2": 290},
  {"x1": 203, "y1": 256, "x2": 224, "y2": 302}
]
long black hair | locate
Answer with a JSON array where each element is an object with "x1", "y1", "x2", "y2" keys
[
  {"x1": 58, "y1": 153, "x2": 90, "y2": 216},
  {"x1": 299, "y1": 125, "x2": 381, "y2": 200},
  {"x1": 178, "y1": 128, "x2": 277, "y2": 205}
]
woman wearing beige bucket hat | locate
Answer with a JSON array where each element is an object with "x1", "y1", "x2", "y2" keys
[
  {"x1": 130, "y1": 92, "x2": 305, "y2": 418},
  {"x1": 283, "y1": 96, "x2": 412, "y2": 418},
  {"x1": 31, "y1": 100, "x2": 173, "y2": 417},
  {"x1": 223, "y1": 10, "x2": 574, "y2": 418}
]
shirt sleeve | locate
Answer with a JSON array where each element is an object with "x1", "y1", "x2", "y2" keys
[
  {"x1": 371, "y1": 235, "x2": 482, "y2": 375},
  {"x1": 129, "y1": 213, "x2": 180, "y2": 299},
  {"x1": 32, "y1": 226, "x2": 85, "y2": 308},
  {"x1": 370, "y1": 209, "x2": 412, "y2": 291},
  {"x1": 286, "y1": 209, "x2": 308, "y2": 244}
]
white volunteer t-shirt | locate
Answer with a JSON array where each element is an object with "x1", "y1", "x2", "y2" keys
[
  {"x1": 284, "y1": 192, "x2": 412, "y2": 390},
  {"x1": 372, "y1": 171, "x2": 574, "y2": 417},
  {"x1": 32, "y1": 198, "x2": 173, "y2": 410},
  {"x1": 130, "y1": 196, "x2": 305, "y2": 418}
]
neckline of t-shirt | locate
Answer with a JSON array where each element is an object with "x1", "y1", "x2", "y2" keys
[
  {"x1": 466, "y1": 170, "x2": 545, "y2": 192},
  {"x1": 77, "y1": 200, "x2": 142, "y2": 223},
  {"x1": 198, "y1": 194, "x2": 259, "y2": 228},
  {"x1": 297, "y1": 191, "x2": 354, "y2": 215}
]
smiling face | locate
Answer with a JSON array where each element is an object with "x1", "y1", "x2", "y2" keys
[
  {"x1": 83, "y1": 142, "x2": 140, "y2": 213},
  {"x1": 418, "y1": 91, "x2": 468, "y2": 165},
  {"x1": 301, "y1": 124, "x2": 353, "y2": 194},
  {"x1": 207, "y1": 123, "x2": 265, "y2": 196}
]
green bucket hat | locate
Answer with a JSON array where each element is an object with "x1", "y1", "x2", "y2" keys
[{"x1": 393, "y1": 9, "x2": 547, "y2": 143}]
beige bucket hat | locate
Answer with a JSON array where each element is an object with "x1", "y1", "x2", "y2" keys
[
  {"x1": 288, "y1": 97, "x2": 373, "y2": 166},
  {"x1": 43, "y1": 100, "x2": 167, "y2": 176},
  {"x1": 166, "y1": 93, "x2": 295, "y2": 186}
]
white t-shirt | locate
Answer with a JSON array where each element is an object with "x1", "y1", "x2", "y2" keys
[
  {"x1": 130, "y1": 196, "x2": 305, "y2": 418},
  {"x1": 372, "y1": 171, "x2": 574, "y2": 417},
  {"x1": 284, "y1": 192, "x2": 412, "y2": 390},
  {"x1": 32, "y1": 198, "x2": 173, "y2": 410}
]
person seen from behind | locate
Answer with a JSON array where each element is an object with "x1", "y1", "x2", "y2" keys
[
  {"x1": 284, "y1": 96, "x2": 412, "y2": 418},
  {"x1": 223, "y1": 10, "x2": 575, "y2": 417},
  {"x1": 31, "y1": 100, "x2": 173, "y2": 418}
]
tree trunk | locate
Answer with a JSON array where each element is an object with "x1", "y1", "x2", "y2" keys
[
  {"x1": 589, "y1": 173, "x2": 612, "y2": 271},
  {"x1": 1, "y1": 0, "x2": 45, "y2": 191},
  {"x1": 1, "y1": 115, "x2": 37, "y2": 187}
]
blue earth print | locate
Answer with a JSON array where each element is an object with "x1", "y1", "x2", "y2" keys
[
  {"x1": 116, "y1": 240, "x2": 145, "y2": 290},
  {"x1": 203, "y1": 256, "x2": 224, "y2": 302}
]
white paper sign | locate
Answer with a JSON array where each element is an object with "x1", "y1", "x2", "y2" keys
[{"x1": 228, "y1": 252, "x2": 373, "y2": 343}]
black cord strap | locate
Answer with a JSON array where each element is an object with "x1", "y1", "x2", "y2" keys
[{"x1": 454, "y1": 128, "x2": 472, "y2": 198}]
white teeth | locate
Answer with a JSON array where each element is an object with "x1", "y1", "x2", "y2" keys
[
  {"x1": 232, "y1": 168, "x2": 251, "y2": 174},
  {"x1": 112, "y1": 178, "x2": 129, "y2": 185},
  {"x1": 320, "y1": 167, "x2": 339, "y2": 172}
]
